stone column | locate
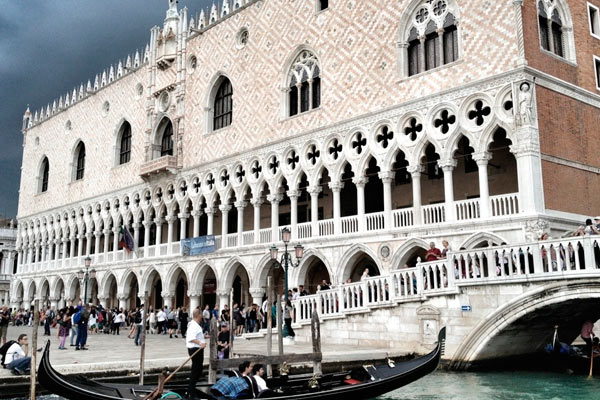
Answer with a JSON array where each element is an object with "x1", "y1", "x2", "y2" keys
[
  {"x1": 512, "y1": 140, "x2": 545, "y2": 215},
  {"x1": 379, "y1": 171, "x2": 394, "y2": 230},
  {"x1": 6, "y1": 251, "x2": 14, "y2": 275},
  {"x1": 308, "y1": 186, "x2": 321, "y2": 237},
  {"x1": 103, "y1": 228, "x2": 111, "y2": 254},
  {"x1": 473, "y1": 151, "x2": 492, "y2": 219},
  {"x1": 235, "y1": 201, "x2": 247, "y2": 246},
  {"x1": 69, "y1": 236, "x2": 76, "y2": 259},
  {"x1": 133, "y1": 223, "x2": 141, "y2": 249},
  {"x1": 85, "y1": 233, "x2": 93, "y2": 256},
  {"x1": 34, "y1": 243, "x2": 41, "y2": 264},
  {"x1": 205, "y1": 208, "x2": 215, "y2": 235},
  {"x1": 329, "y1": 182, "x2": 343, "y2": 235},
  {"x1": 112, "y1": 227, "x2": 120, "y2": 255},
  {"x1": 118, "y1": 295, "x2": 128, "y2": 311},
  {"x1": 188, "y1": 292, "x2": 200, "y2": 311},
  {"x1": 61, "y1": 239, "x2": 68, "y2": 268},
  {"x1": 155, "y1": 219, "x2": 164, "y2": 245},
  {"x1": 287, "y1": 191, "x2": 299, "y2": 239},
  {"x1": 353, "y1": 177, "x2": 368, "y2": 232},
  {"x1": 268, "y1": 194, "x2": 283, "y2": 242},
  {"x1": 94, "y1": 231, "x2": 102, "y2": 255},
  {"x1": 249, "y1": 288, "x2": 266, "y2": 307},
  {"x1": 192, "y1": 210, "x2": 202, "y2": 238},
  {"x1": 50, "y1": 297, "x2": 58, "y2": 311},
  {"x1": 217, "y1": 289, "x2": 230, "y2": 311},
  {"x1": 162, "y1": 292, "x2": 174, "y2": 309},
  {"x1": 27, "y1": 244, "x2": 34, "y2": 265},
  {"x1": 178, "y1": 213, "x2": 189, "y2": 240},
  {"x1": 408, "y1": 166, "x2": 423, "y2": 226},
  {"x1": 77, "y1": 234, "x2": 84, "y2": 258},
  {"x1": 143, "y1": 221, "x2": 152, "y2": 258},
  {"x1": 220, "y1": 204, "x2": 232, "y2": 248},
  {"x1": 17, "y1": 249, "x2": 22, "y2": 268},
  {"x1": 166, "y1": 216, "x2": 176, "y2": 254},
  {"x1": 251, "y1": 198, "x2": 262, "y2": 244},
  {"x1": 439, "y1": 159, "x2": 458, "y2": 222},
  {"x1": 418, "y1": 36, "x2": 426, "y2": 74}
]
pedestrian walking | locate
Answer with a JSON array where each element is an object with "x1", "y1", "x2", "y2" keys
[
  {"x1": 185, "y1": 308, "x2": 206, "y2": 399},
  {"x1": 70, "y1": 311, "x2": 78, "y2": 347},
  {"x1": 134, "y1": 306, "x2": 144, "y2": 346},
  {"x1": 43, "y1": 306, "x2": 54, "y2": 336},
  {"x1": 179, "y1": 307, "x2": 189, "y2": 338},
  {"x1": 57, "y1": 313, "x2": 70, "y2": 350},
  {"x1": 75, "y1": 305, "x2": 90, "y2": 350}
]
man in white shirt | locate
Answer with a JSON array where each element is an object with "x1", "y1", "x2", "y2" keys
[
  {"x1": 186, "y1": 308, "x2": 207, "y2": 398},
  {"x1": 251, "y1": 363, "x2": 269, "y2": 392},
  {"x1": 157, "y1": 309, "x2": 167, "y2": 334},
  {"x1": 5, "y1": 334, "x2": 30, "y2": 375}
]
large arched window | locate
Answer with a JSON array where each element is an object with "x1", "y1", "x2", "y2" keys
[
  {"x1": 39, "y1": 157, "x2": 49, "y2": 193},
  {"x1": 213, "y1": 78, "x2": 233, "y2": 130},
  {"x1": 75, "y1": 142, "x2": 86, "y2": 181},
  {"x1": 401, "y1": 0, "x2": 459, "y2": 78},
  {"x1": 160, "y1": 118, "x2": 174, "y2": 157},
  {"x1": 537, "y1": 0, "x2": 575, "y2": 62},
  {"x1": 287, "y1": 50, "x2": 321, "y2": 117},
  {"x1": 118, "y1": 121, "x2": 132, "y2": 165}
]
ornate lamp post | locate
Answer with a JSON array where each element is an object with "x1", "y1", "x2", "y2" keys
[
  {"x1": 77, "y1": 256, "x2": 96, "y2": 305},
  {"x1": 270, "y1": 227, "x2": 304, "y2": 303}
]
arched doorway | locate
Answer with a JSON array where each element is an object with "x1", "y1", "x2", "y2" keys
[
  {"x1": 229, "y1": 264, "x2": 250, "y2": 306},
  {"x1": 169, "y1": 267, "x2": 189, "y2": 308},
  {"x1": 399, "y1": 246, "x2": 428, "y2": 269},
  {"x1": 144, "y1": 270, "x2": 162, "y2": 310},
  {"x1": 39, "y1": 280, "x2": 50, "y2": 309},
  {"x1": 104, "y1": 274, "x2": 118, "y2": 309},
  {"x1": 123, "y1": 272, "x2": 140, "y2": 310},
  {"x1": 345, "y1": 252, "x2": 381, "y2": 283},
  {"x1": 302, "y1": 256, "x2": 330, "y2": 294}
]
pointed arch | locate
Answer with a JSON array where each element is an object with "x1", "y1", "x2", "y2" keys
[
  {"x1": 50, "y1": 277, "x2": 65, "y2": 300},
  {"x1": 390, "y1": 238, "x2": 430, "y2": 269},
  {"x1": 36, "y1": 155, "x2": 50, "y2": 194},
  {"x1": 205, "y1": 72, "x2": 234, "y2": 133},
  {"x1": 459, "y1": 231, "x2": 509, "y2": 250},
  {"x1": 165, "y1": 262, "x2": 190, "y2": 293},
  {"x1": 100, "y1": 270, "x2": 118, "y2": 298},
  {"x1": 221, "y1": 256, "x2": 250, "y2": 289},
  {"x1": 140, "y1": 266, "x2": 163, "y2": 295},
  {"x1": 336, "y1": 243, "x2": 382, "y2": 284},
  {"x1": 71, "y1": 140, "x2": 86, "y2": 181},
  {"x1": 114, "y1": 119, "x2": 132, "y2": 165},
  {"x1": 190, "y1": 259, "x2": 218, "y2": 293},
  {"x1": 281, "y1": 45, "x2": 322, "y2": 118},
  {"x1": 291, "y1": 248, "x2": 334, "y2": 289}
]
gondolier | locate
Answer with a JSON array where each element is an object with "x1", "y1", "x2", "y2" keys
[{"x1": 186, "y1": 308, "x2": 206, "y2": 399}]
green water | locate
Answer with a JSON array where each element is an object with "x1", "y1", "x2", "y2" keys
[{"x1": 12, "y1": 371, "x2": 600, "y2": 400}]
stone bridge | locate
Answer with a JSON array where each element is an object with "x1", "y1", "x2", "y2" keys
[{"x1": 287, "y1": 235, "x2": 600, "y2": 368}]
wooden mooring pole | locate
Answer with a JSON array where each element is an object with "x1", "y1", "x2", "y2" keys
[
  {"x1": 30, "y1": 299, "x2": 39, "y2": 400},
  {"x1": 276, "y1": 293, "x2": 283, "y2": 356},
  {"x1": 208, "y1": 317, "x2": 218, "y2": 384},
  {"x1": 140, "y1": 291, "x2": 149, "y2": 385},
  {"x1": 229, "y1": 288, "x2": 234, "y2": 358},
  {"x1": 311, "y1": 311, "x2": 322, "y2": 375}
]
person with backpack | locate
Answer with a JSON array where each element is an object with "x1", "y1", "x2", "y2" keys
[
  {"x1": 2, "y1": 334, "x2": 31, "y2": 375},
  {"x1": 43, "y1": 306, "x2": 54, "y2": 336},
  {"x1": 74, "y1": 305, "x2": 90, "y2": 350}
]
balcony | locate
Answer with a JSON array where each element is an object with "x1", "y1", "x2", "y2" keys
[
  {"x1": 139, "y1": 155, "x2": 179, "y2": 178},
  {"x1": 15, "y1": 193, "x2": 522, "y2": 275}
]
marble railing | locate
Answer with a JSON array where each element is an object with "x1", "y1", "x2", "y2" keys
[{"x1": 291, "y1": 235, "x2": 600, "y2": 325}]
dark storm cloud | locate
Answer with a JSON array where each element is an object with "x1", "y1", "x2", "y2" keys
[{"x1": 0, "y1": 0, "x2": 213, "y2": 219}]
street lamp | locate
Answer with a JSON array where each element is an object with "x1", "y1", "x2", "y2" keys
[
  {"x1": 78, "y1": 256, "x2": 96, "y2": 305},
  {"x1": 269, "y1": 227, "x2": 304, "y2": 304}
]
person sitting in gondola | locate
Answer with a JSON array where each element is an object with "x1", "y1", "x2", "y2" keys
[
  {"x1": 252, "y1": 363, "x2": 269, "y2": 392},
  {"x1": 581, "y1": 320, "x2": 596, "y2": 355},
  {"x1": 211, "y1": 361, "x2": 252, "y2": 398}
]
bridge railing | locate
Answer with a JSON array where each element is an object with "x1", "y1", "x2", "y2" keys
[{"x1": 292, "y1": 235, "x2": 600, "y2": 325}]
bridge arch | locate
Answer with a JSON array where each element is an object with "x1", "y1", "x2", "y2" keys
[
  {"x1": 292, "y1": 248, "x2": 333, "y2": 294},
  {"x1": 390, "y1": 238, "x2": 429, "y2": 269},
  {"x1": 451, "y1": 280, "x2": 600, "y2": 369},
  {"x1": 337, "y1": 244, "x2": 382, "y2": 284},
  {"x1": 459, "y1": 231, "x2": 508, "y2": 250}
]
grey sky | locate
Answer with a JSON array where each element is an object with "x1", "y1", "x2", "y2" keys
[{"x1": 0, "y1": 0, "x2": 213, "y2": 219}]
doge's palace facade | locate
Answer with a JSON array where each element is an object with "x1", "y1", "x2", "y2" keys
[{"x1": 11, "y1": 0, "x2": 600, "y2": 312}]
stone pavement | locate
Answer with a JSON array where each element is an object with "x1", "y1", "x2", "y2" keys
[{"x1": 0, "y1": 324, "x2": 406, "y2": 382}]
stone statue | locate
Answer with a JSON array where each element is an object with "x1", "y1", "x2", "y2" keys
[{"x1": 518, "y1": 82, "x2": 533, "y2": 126}]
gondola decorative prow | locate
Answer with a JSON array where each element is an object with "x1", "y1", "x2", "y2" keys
[{"x1": 438, "y1": 327, "x2": 447, "y2": 356}]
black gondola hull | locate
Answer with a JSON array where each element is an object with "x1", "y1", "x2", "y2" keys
[{"x1": 38, "y1": 327, "x2": 446, "y2": 400}]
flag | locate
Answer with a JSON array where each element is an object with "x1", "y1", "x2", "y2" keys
[{"x1": 119, "y1": 226, "x2": 135, "y2": 253}]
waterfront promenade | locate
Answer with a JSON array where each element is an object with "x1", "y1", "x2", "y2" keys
[{"x1": 0, "y1": 325, "x2": 401, "y2": 382}]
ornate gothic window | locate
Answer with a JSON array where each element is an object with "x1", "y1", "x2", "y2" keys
[
  {"x1": 537, "y1": 0, "x2": 575, "y2": 62},
  {"x1": 75, "y1": 142, "x2": 86, "y2": 180},
  {"x1": 213, "y1": 78, "x2": 233, "y2": 130},
  {"x1": 118, "y1": 121, "x2": 132, "y2": 165},
  {"x1": 40, "y1": 157, "x2": 49, "y2": 193},
  {"x1": 287, "y1": 50, "x2": 321, "y2": 117},
  {"x1": 402, "y1": 0, "x2": 459, "y2": 78},
  {"x1": 160, "y1": 119, "x2": 174, "y2": 157}
]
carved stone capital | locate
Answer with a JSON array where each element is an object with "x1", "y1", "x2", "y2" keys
[
  {"x1": 407, "y1": 165, "x2": 424, "y2": 176},
  {"x1": 267, "y1": 194, "x2": 284, "y2": 204},
  {"x1": 234, "y1": 201, "x2": 248, "y2": 209},
  {"x1": 472, "y1": 151, "x2": 492, "y2": 165},
  {"x1": 307, "y1": 185, "x2": 322, "y2": 196},
  {"x1": 286, "y1": 190, "x2": 300, "y2": 199},
  {"x1": 438, "y1": 159, "x2": 458, "y2": 171},
  {"x1": 219, "y1": 204, "x2": 232, "y2": 213},
  {"x1": 328, "y1": 182, "x2": 344, "y2": 192},
  {"x1": 352, "y1": 176, "x2": 368, "y2": 187}
]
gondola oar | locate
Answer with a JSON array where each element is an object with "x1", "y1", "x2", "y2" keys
[
  {"x1": 143, "y1": 346, "x2": 204, "y2": 400},
  {"x1": 590, "y1": 342, "x2": 596, "y2": 377}
]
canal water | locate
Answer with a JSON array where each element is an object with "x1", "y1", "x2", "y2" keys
[{"x1": 9, "y1": 370, "x2": 600, "y2": 400}]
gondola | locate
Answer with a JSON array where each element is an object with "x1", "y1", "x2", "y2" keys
[{"x1": 38, "y1": 327, "x2": 445, "y2": 400}]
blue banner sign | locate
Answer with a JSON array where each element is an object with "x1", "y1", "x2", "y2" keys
[
  {"x1": 181, "y1": 235, "x2": 216, "y2": 256},
  {"x1": 461, "y1": 305, "x2": 472, "y2": 312}
]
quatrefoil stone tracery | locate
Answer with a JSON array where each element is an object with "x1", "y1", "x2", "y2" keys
[
  {"x1": 377, "y1": 127, "x2": 394, "y2": 149},
  {"x1": 251, "y1": 162, "x2": 262, "y2": 179},
  {"x1": 235, "y1": 166, "x2": 245, "y2": 183},
  {"x1": 404, "y1": 118, "x2": 423, "y2": 142},
  {"x1": 307, "y1": 145, "x2": 320, "y2": 166},
  {"x1": 434, "y1": 110, "x2": 456, "y2": 134},
  {"x1": 329, "y1": 139, "x2": 343, "y2": 160},
  {"x1": 287, "y1": 151, "x2": 300, "y2": 170},
  {"x1": 269, "y1": 157, "x2": 280, "y2": 175},
  {"x1": 352, "y1": 133, "x2": 367, "y2": 155},
  {"x1": 468, "y1": 100, "x2": 492, "y2": 126}
]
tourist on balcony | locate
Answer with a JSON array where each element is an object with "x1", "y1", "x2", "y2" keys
[
  {"x1": 441, "y1": 240, "x2": 451, "y2": 258},
  {"x1": 0, "y1": 305, "x2": 10, "y2": 345},
  {"x1": 584, "y1": 219, "x2": 600, "y2": 235},
  {"x1": 425, "y1": 242, "x2": 442, "y2": 262},
  {"x1": 320, "y1": 280, "x2": 331, "y2": 291},
  {"x1": 360, "y1": 268, "x2": 370, "y2": 281},
  {"x1": 299, "y1": 285, "x2": 308, "y2": 296}
]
